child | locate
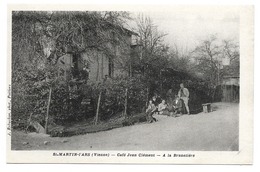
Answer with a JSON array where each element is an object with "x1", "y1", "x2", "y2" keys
[
  {"x1": 158, "y1": 99, "x2": 168, "y2": 115},
  {"x1": 146, "y1": 100, "x2": 157, "y2": 123},
  {"x1": 151, "y1": 95, "x2": 161, "y2": 115}
]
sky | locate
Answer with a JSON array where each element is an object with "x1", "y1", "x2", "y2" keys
[{"x1": 129, "y1": 6, "x2": 240, "y2": 52}]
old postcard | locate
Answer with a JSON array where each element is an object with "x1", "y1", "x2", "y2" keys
[{"x1": 6, "y1": 4, "x2": 254, "y2": 164}]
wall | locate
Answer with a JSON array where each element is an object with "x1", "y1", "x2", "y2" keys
[
  {"x1": 82, "y1": 34, "x2": 133, "y2": 82},
  {"x1": 56, "y1": 33, "x2": 135, "y2": 82},
  {"x1": 221, "y1": 85, "x2": 239, "y2": 102},
  {"x1": 82, "y1": 51, "x2": 109, "y2": 82}
]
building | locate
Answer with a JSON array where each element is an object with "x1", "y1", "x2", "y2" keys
[
  {"x1": 56, "y1": 27, "x2": 140, "y2": 83},
  {"x1": 221, "y1": 75, "x2": 239, "y2": 102}
]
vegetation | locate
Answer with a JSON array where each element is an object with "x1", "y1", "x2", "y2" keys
[{"x1": 11, "y1": 11, "x2": 239, "y2": 135}]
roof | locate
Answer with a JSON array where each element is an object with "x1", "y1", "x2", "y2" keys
[
  {"x1": 222, "y1": 76, "x2": 239, "y2": 86},
  {"x1": 105, "y1": 21, "x2": 138, "y2": 36},
  {"x1": 123, "y1": 28, "x2": 139, "y2": 36}
]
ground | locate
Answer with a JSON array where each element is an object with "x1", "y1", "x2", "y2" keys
[{"x1": 11, "y1": 102, "x2": 239, "y2": 151}]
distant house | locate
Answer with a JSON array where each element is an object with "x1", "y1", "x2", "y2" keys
[
  {"x1": 221, "y1": 75, "x2": 239, "y2": 102},
  {"x1": 56, "y1": 27, "x2": 140, "y2": 83},
  {"x1": 218, "y1": 57, "x2": 240, "y2": 102}
]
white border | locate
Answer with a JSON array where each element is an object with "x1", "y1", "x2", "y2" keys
[
  {"x1": 2, "y1": 1, "x2": 259, "y2": 171},
  {"x1": 5, "y1": 5, "x2": 253, "y2": 164}
]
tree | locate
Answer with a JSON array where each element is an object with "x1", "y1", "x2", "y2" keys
[
  {"x1": 167, "y1": 45, "x2": 192, "y2": 74},
  {"x1": 192, "y1": 35, "x2": 239, "y2": 85},
  {"x1": 136, "y1": 15, "x2": 167, "y2": 55},
  {"x1": 191, "y1": 35, "x2": 239, "y2": 102},
  {"x1": 132, "y1": 14, "x2": 169, "y2": 95},
  {"x1": 222, "y1": 39, "x2": 240, "y2": 76},
  {"x1": 192, "y1": 35, "x2": 222, "y2": 86}
]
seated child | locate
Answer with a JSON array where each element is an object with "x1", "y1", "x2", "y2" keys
[
  {"x1": 151, "y1": 96, "x2": 159, "y2": 115},
  {"x1": 146, "y1": 100, "x2": 157, "y2": 123},
  {"x1": 158, "y1": 99, "x2": 168, "y2": 115}
]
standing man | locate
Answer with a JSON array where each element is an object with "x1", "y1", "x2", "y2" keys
[{"x1": 178, "y1": 83, "x2": 190, "y2": 115}]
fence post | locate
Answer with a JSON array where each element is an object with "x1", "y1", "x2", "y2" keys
[
  {"x1": 146, "y1": 87, "x2": 149, "y2": 107},
  {"x1": 45, "y1": 87, "x2": 52, "y2": 134},
  {"x1": 95, "y1": 91, "x2": 102, "y2": 125},
  {"x1": 124, "y1": 88, "x2": 128, "y2": 118}
]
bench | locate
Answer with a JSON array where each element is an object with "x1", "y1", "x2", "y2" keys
[{"x1": 202, "y1": 103, "x2": 212, "y2": 113}]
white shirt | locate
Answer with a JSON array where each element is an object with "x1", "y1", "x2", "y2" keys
[{"x1": 158, "y1": 103, "x2": 167, "y2": 111}]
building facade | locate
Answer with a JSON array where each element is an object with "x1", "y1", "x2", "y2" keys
[{"x1": 56, "y1": 28, "x2": 140, "y2": 82}]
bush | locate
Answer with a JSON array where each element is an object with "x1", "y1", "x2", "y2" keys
[
  {"x1": 12, "y1": 68, "x2": 149, "y2": 131},
  {"x1": 88, "y1": 75, "x2": 148, "y2": 121},
  {"x1": 12, "y1": 62, "x2": 211, "y2": 131}
]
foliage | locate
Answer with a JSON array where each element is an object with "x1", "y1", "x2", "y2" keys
[
  {"x1": 87, "y1": 75, "x2": 148, "y2": 121},
  {"x1": 191, "y1": 35, "x2": 239, "y2": 86},
  {"x1": 11, "y1": 11, "x2": 132, "y2": 130},
  {"x1": 131, "y1": 15, "x2": 171, "y2": 95},
  {"x1": 11, "y1": 11, "x2": 238, "y2": 133}
]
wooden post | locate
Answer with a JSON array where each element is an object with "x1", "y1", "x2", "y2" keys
[
  {"x1": 223, "y1": 83, "x2": 227, "y2": 102},
  {"x1": 101, "y1": 54, "x2": 104, "y2": 79},
  {"x1": 129, "y1": 63, "x2": 132, "y2": 77},
  {"x1": 160, "y1": 70, "x2": 162, "y2": 95},
  {"x1": 124, "y1": 88, "x2": 128, "y2": 118},
  {"x1": 96, "y1": 52, "x2": 99, "y2": 81},
  {"x1": 212, "y1": 86, "x2": 216, "y2": 102},
  {"x1": 45, "y1": 87, "x2": 52, "y2": 134},
  {"x1": 146, "y1": 87, "x2": 149, "y2": 107},
  {"x1": 95, "y1": 91, "x2": 102, "y2": 125}
]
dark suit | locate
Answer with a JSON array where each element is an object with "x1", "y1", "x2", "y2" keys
[{"x1": 173, "y1": 98, "x2": 185, "y2": 114}]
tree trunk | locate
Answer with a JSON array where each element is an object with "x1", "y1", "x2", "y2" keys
[
  {"x1": 95, "y1": 91, "x2": 102, "y2": 125},
  {"x1": 45, "y1": 87, "x2": 52, "y2": 134},
  {"x1": 211, "y1": 86, "x2": 216, "y2": 103}
]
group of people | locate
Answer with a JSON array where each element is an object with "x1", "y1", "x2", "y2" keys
[{"x1": 146, "y1": 83, "x2": 190, "y2": 123}]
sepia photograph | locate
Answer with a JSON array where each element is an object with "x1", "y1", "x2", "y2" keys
[{"x1": 6, "y1": 4, "x2": 253, "y2": 164}]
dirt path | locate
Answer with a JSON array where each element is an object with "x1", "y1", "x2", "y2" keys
[{"x1": 11, "y1": 102, "x2": 239, "y2": 151}]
